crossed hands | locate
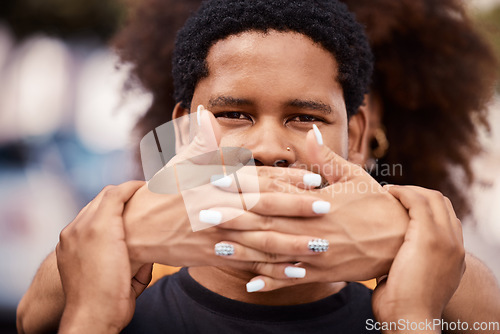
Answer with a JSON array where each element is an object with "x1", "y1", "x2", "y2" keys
[{"x1": 56, "y1": 109, "x2": 465, "y2": 333}]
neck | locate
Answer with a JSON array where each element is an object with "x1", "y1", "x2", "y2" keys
[{"x1": 189, "y1": 266, "x2": 347, "y2": 305}]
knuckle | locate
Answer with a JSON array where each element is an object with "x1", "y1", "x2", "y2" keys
[
  {"x1": 260, "y1": 234, "x2": 273, "y2": 252},
  {"x1": 267, "y1": 179, "x2": 281, "y2": 192},
  {"x1": 414, "y1": 192, "x2": 430, "y2": 207},
  {"x1": 250, "y1": 261, "x2": 263, "y2": 274},
  {"x1": 260, "y1": 215, "x2": 274, "y2": 231},
  {"x1": 100, "y1": 185, "x2": 120, "y2": 202},
  {"x1": 264, "y1": 251, "x2": 279, "y2": 262},
  {"x1": 101, "y1": 184, "x2": 116, "y2": 194},
  {"x1": 58, "y1": 226, "x2": 71, "y2": 245},
  {"x1": 258, "y1": 166, "x2": 271, "y2": 178}
]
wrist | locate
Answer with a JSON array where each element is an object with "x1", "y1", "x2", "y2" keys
[{"x1": 59, "y1": 303, "x2": 123, "y2": 334}]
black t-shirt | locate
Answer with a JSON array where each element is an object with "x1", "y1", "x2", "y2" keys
[{"x1": 123, "y1": 268, "x2": 379, "y2": 333}]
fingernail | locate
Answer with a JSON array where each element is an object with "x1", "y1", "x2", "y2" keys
[
  {"x1": 308, "y1": 239, "x2": 329, "y2": 252},
  {"x1": 246, "y1": 279, "x2": 265, "y2": 293},
  {"x1": 215, "y1": 242, "x2": 234, "y2": 256},
  {"x1": 199, "y1": 210, "x2": 222, "y2": 224},
  {"x1": 284, "y1": 266, "x2": 306, "y2": 278},
  {"x1": 197, "y1": 105, "x2": 204, "y2": 126},
  {"x1": 312, "y1": 124, "x2": 323, "y2": 146},
  {"x1": 303, "y1": 173, "x2": 322, "y2": 187},
  {"x1": 312, "y1": 201, "x2": 331, "y2": 214},
  {"x1": 210, "y1": 174, "x2": 232, "y2": 188}
]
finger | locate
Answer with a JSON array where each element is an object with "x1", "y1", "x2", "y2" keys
[
  {"x1": 222, "y1": 230, "x2": 329, "y2": 256},
  {"x1": 244, "y1": 264, "x2": 319, "y2": 292},
  {"x1": 396, "y1": 186, "x2": 451, "y2": 225},
  {"x1": 248, "y1": 262, "x2": 309, "y2": 282},
  {"x1": 131, "y1": 263, "x2": 153, "y2": 298},
  {"x1": 209, "y1": 171, "x2": 315, "y2": 194},
  {"x1": 305, "y1": 127, "x2": 359, "y2": 184},
  {"x1": 243, "y1": 165, "x2": 323, "y2": 189},
  {"x1": 96, "y1": 181, "x2": 145, "y2": 217},
  {"x1": 213, "y1": 241, "x2": 297, "y2": 263},
  {"x1": 74, "y1": 184, "x2": 130, "y2": 222},
  {"x1": 245, "y1": 276, "x2": 297, "y2": 292},
  {"x1": 211, "y1": 193, "x2": 330, "y2": 218},
  {"x1": 386, "y1": 185, "x2": 435, "y2": 225},
  {"x1": 168, "y1": 105, "x2": 221, "y2": 166},
  {"x1": 214, "y1": 209, "x2": 305, "y2": 233}
]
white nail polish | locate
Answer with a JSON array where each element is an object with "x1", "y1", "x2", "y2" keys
[
  {"x1": 312, "y1": 201, "x2": 331, "y2": 214},
  {"x1": 303, "y1": 173, "x2": 322, "y2": 187},
  {"x1": 210, "y1": 174, "x2": 232, "y2": 188},
  {"x1": 197, "y1": 105, "x2": 204, "y2": 126},
  {"x1": 199, "y1": 210, "x2": 222, "y2": 224},
  {"x1": 312, "y1": 124, "x2": 323, "y2": 146},
  {"x1": 246, "y1": 279, "x2": 265, "y2": 293},
  {"x1": 284, "y1": 266, "x2": 306, "y2": 278}
]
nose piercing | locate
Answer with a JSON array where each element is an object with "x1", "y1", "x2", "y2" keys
[{"x1": 286, "y1": 147, "x2": 291, "y2": 151}]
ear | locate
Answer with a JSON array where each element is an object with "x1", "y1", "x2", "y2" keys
[
  {"x1": 172, "y1": 102, "x2": 190, "y2": 119},
  {"x1": 347, "y1": 95, "x2": 370, "y2": 166},
  {"x1": 172, "y1": 102, "x2": 191, "y2": 152}
]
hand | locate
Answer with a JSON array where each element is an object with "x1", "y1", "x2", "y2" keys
[
  {"x1": 125, "y1": 107, "x2": 329, "y2": 274},
  {"x1": 211, "y1": 127, "x2": 409, "y2": 289},
  {"x1": 372, "y1": 186, "x2": 465, "y2": 329},
  {"x1": 123, "y1": 173, "x2": 325, "y2": 272},
  {"x1": 56, "y1": 181, "x2": 153, "y2": 334}
]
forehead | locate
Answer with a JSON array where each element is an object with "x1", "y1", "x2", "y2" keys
[{"x1": 197, "y1": 30, "x2": 345, "y2": 112}]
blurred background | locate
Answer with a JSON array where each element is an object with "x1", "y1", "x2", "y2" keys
[{"x1": 0, "y1": 0, "x2": 499, "y2": 332}]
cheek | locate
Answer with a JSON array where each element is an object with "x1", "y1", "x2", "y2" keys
[
  {"x1": 218, "y1": 129, "x2": 248, "y2": 147},
  {"x1": 323, "y1": 129, "x2": 349, "y2": 158}
]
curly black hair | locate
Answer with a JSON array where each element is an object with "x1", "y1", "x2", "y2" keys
[
  {"x1": 172, "y1": 0, "x2": 373, "y2": 117},
  {"x1": 342, "y1": 0, "x2": 498, "y2": 218},
  {"x1": 114, "y1": 0, "x2": 496, "y2": 219}
]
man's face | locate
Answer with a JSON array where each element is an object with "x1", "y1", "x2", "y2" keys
[{"x1": 189, "y1": 30, "x2": 352, "y2": 167}]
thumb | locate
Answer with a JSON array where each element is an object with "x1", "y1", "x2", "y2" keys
[
  {"x1": 305, "y1": 124, "x2": 354, "y2": 184},
  {"x1": 168, "y1": 105, "x2": 221, "y2": 166},
  {"x1": 131, "y1": 263, "x2": 153, "y2": 298}
]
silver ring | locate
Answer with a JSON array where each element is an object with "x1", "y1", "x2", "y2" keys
[
  {"x1": 308, "y1": 239, "x2": 329, "y2": 252},
  {"x1": 215, "y1": 242, "x2": 235, "y2": 256}
]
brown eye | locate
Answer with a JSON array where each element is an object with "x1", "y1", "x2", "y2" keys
[
  {"x1": 214, "y1": 112, "x2": 252, "y2": 121},
  {"x1": 289, "y1": 115, "x2": 322, "y2": 123}
]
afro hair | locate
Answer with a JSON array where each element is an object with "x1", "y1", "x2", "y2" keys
[{"x1": 172, "y1": 0, "x2": 373, "y2": 117}]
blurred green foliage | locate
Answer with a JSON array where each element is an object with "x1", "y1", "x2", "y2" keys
[
  {"x1": 0, "y1": 0, "x2": 125, "y2": 41},
  {"x1": 474, "y1": 4, "x2": 500, "y2": 92}
]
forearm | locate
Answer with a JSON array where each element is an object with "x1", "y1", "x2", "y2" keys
[
  {"x1": 58, "y1": 305, "x2": 121, "y2": 334},
  {"x1": 17, "y1": 251, "x2": 65, "y2": 334},
  {"x1": 442, "y1": 253, "x2": 500, "y2": 334}
]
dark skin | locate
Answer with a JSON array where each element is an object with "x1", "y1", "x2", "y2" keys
[
  {"x1": 183, "y1": 30, "x2": 395, "y2": 304},
  {"x1": 18, "y1": 30, "x2": 499, "y2": 334},
  {"x1": 54, "y1": 31, "x2": 464, "y2": 333}
]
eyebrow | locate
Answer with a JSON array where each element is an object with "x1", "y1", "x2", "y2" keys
[
  {"x1": 208, "y1": 95, "x2": 332, "y2": 115},
  {"x1": 286, "y1": 99, "x2": 332, "y2": 115},
  {"x1": 208, "y1": 96, "x2": 253, "y2": 108}
]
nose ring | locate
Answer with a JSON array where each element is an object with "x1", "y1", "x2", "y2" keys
[{"x1": 286, "y1": 147, "x2": 291, "y2": 151}]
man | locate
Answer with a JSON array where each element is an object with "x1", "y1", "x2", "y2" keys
[{"x1": 17, "y1": 0, "x2": 500, "y2": 333}]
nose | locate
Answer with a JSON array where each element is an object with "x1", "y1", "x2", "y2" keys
[{"x1": 246, "y1": 124, "x2": 295, "y2": 167}]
